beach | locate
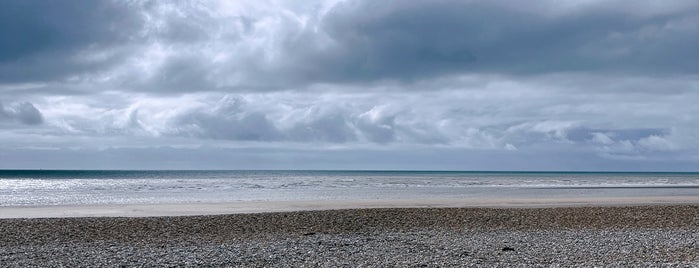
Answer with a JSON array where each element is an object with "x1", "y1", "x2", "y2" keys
[
  {"x1": 2, "y1": 171, "x2": 698, "y2": 266},
  {"x1": 1, "y1": 205, "x2": 697, "y2": 266}
]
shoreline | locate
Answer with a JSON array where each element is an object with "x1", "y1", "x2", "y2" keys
[{"x1": 2, "y1": 195, "x2": 699, "y2": 218}]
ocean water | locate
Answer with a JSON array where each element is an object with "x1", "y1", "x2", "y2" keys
[{"x1": 1, "y1": 170, "x2": 698, "y2": 206}]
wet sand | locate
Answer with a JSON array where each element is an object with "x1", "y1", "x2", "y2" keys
[{"x1": 2, "y1": 195, "x2": 698, "y2": 218}]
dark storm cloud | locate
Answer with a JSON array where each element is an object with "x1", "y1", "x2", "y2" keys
[
  {"x1": 282, "y1": 0, "x2": 699, "y2": 83},
  {"x1": 0, "y1": 0, "x2": 141, "y2": 83},
  {"x1": 128, "y1": 0, "x2": 699, "y2": 90},
  {"x1": 3, "y1": 0, "x2": 697, "y2": 91}
]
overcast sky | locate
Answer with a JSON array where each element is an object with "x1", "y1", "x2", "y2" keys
[{"x1": 1, "y1": 0, "x2": 699, "y2": 170}]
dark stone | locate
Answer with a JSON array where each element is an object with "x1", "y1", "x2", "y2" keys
[
  {"x1": 502, "y1": 246, "x2": 515, "y2": 252},
  {"x1": 303, "y1": 232, "x2": 316, "y2": 236}
]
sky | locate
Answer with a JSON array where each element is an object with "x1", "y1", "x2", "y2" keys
[{"x1": 1, "y1": 0, "x2": 699, "y2": 171}]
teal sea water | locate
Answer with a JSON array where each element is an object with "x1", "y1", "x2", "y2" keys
[{"x1": 1, "y1": 170, "x2": 698, "y2": 206}]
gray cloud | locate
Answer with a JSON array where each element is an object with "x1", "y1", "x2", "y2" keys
[
  {"x1": 0, "y1": 101, "x2": 44, "y2": 125},
  {"x1": 285, "y1": 108, "x2": 357, "y2": 143},
  {"x1": 1, "y1": 0, "x2": 698, "y2": 170},
  {"x1": 163, "y1": 96, "x2": 434, "y2": 144},
  {"x1": 279, "y1": 0, "x2": 699, "y2": 84},
  {"x1": 5, "y1": 0, "x2": 697, "y2": 92},
  {"x1": 0, "y1": 0, "x2": 142, "y2": 83},
  {"x1": 174, "y1": 97, "x2": 281, "y2": 141},
  {"x1": 566, "y1": 128, "x2": 667, "y2": 144},
  {"x1": 20, "y1": 83, "x2": 697, "y2": 155},
  {"x1": 3, "y1": 146, "x2": 699, "y2": 171},
  {"x1": 2, "y1": 82, "x2": 697, "y2": 169}
]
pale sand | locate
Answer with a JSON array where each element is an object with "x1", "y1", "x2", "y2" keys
[{"x1": 2, "y1": 195, "x2": 698, "y2": 218}]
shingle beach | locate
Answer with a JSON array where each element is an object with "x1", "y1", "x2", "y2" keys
[{"x1": 1, "y1": 205, "x2": 697, "y2": 266}]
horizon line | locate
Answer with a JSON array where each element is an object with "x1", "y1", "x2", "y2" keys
[{"x1": 1, "y1": 169, "x2": 699, "y2": 174}]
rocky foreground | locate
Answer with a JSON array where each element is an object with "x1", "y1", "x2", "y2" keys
[{"x1": 1, "y1": 205, "x2": 697, "y2": 266}]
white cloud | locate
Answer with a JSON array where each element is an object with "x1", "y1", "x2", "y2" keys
[
  {"x1": 591, "y1": 132, "x2": 614, "y2": 145},
  {"x1": 638, "y1": 135, "x2": 676, "y2": 151}
]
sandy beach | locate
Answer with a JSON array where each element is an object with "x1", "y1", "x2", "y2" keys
[
  {"x1": 1, "y1": 204, "x2": 697, "y2": 266},
  {"x1": 2, "y1": 195, "x2": 699, "y2": 218}
]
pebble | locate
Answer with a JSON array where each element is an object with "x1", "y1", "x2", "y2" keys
[{"x1": 1, "y1": 205, "x2": 697, "y2": 266}]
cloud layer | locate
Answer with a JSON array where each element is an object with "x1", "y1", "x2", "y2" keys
[{"x1": 1, "y1": 0, "x2": 698, "y2": 170}]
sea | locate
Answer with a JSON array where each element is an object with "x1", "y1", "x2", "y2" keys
[{"x1": 1, "y1": 170, "x2": 698, "y2": 206}]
